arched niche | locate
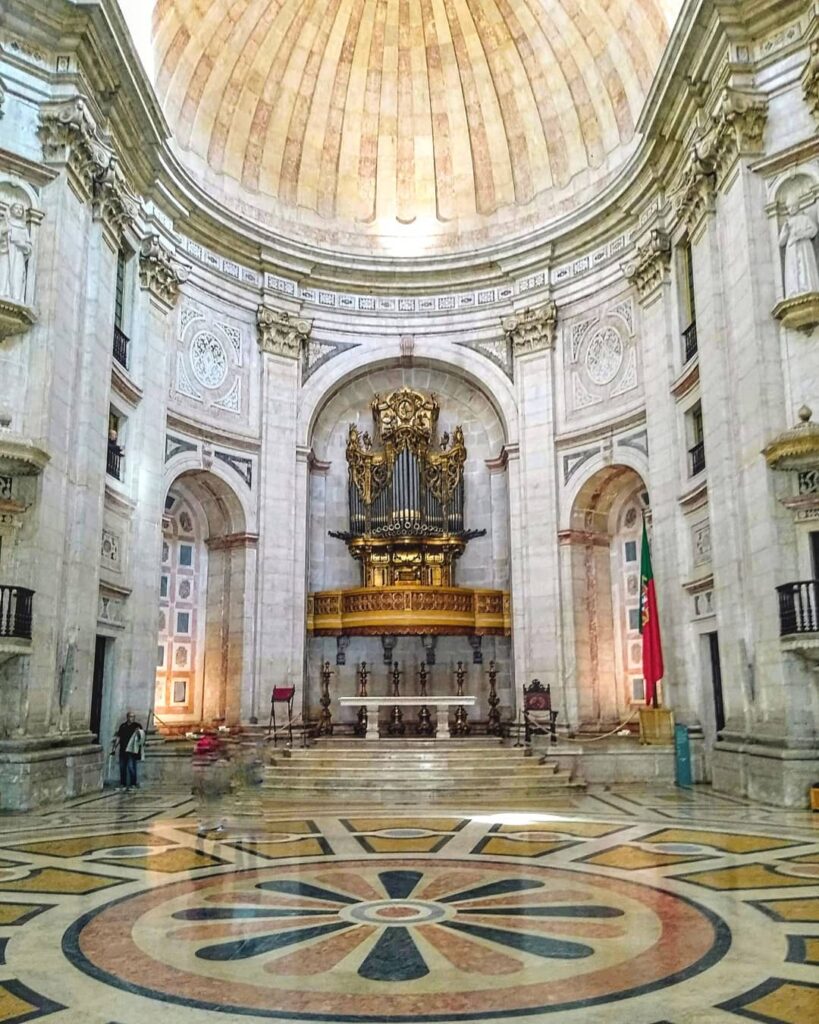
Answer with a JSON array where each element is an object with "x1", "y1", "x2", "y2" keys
[
  {"x1": 564, "y1": 465, "x2": 649, "y2": 730},
  {"x1": 155, "y1": 469, "x2": 252, "y2": 731}
]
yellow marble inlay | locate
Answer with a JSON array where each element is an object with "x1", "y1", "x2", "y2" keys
[
  {"x1": 343, "y1": 817, "x2": 465, "y2": 833},
  {"x1": 475, "y1": 836, "x2": 574, "y2": 859},
  {"x1": 798, "y1": 937, "x2": 819, "y2": 964},
  {"x1": 97, "y1": 849, "x2": 224, "y2": 873},
  {"x1": 0, "y1": 904, "x2": 46, "y2": 926},
  {"x1": 756, "y1": 897, "x2": 819, "y2": 922},
  {"x1": 0, "y1": 987, "x2": 37, "y2": 1022},
  {"x1": 581, "y1": 845, "x2": 708, "y2": 870},
  {"x1": 737, "y1": 980, "x2": 819, "y2": 1024},
  {"x1": 232, "y1": 837, "x2": 330, "y2": 860},
  {"x1": 355, "y1": 835, "x2": 453, "y2": 854},
  {"x1": 641, "y1": 828, "x2": 802, "y2": 854},
  {"x1": 493, "y1": 821, "x2": 623, "y2": 838},
  {"x1": 7, "y1": 831, "x2": 170, "y2": 858},
  {"x1": 681, "y1": 864, "x2": 819, "y2": 891},
  {"x1": 0, "y1": 868, "x2": 123, "y2": 896}
]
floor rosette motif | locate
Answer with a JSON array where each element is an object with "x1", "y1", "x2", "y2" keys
[{"x1": 63, "y1": 856, "x2": 729, "y2": 1021}]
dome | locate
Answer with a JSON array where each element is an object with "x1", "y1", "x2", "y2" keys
[{"x1": 151, "y1": 0, "x2": 682, "y2": 254}]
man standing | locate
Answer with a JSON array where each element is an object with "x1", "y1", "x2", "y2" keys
[{"x1": 111, "y1": 711, "x2": 144, "y2": 792}]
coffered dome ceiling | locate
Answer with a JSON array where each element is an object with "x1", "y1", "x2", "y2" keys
[{"x1": 152, "y1": 0, "x2": 683, "y2": 254}]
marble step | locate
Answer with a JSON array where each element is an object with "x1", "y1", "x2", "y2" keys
[
  {"x1": 268, "y1": 763, "x2": 557, "y2": 779},
  {"x1": 261, "y1": 769, "x2": 573, "y2": 790}
]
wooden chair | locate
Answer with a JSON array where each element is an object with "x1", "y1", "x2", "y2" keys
[
  {"x1": 523, "y1": 679, "x2": 558, "y2": 744},
  {"x1": 268, "y1": 686, "x2": 296, "y2": 746}
]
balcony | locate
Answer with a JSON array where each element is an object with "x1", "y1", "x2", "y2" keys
[
  {"x1": 689, "y1": 440, "x2": 705, "y2": 476},
  {"x1": 777, "y1": 580, "x2": 819, "y2": 636},
  {"x1": 0, "y1": 586, "x2": 33, "y2": 661},
  {"x1": 106, "y1": 442, "x2": 123, "y2": 481},
  {"x1": 113, "y1": 326, "x2": 129, "y2": 369},
  {"x1": 683, "y1": 321, "x2": 698, "y2": 363}
]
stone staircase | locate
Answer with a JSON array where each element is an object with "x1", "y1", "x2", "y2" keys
[{"x1": 261, "y1": 738, "x2": 580, "y2": 804}]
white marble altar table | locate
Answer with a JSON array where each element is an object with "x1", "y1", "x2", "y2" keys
[{"x1": 338, "y1": 695, "x2": 476, "y2": 740}]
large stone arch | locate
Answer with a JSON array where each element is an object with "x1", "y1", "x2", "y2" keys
[
  {"x1": 560, "y1": 464, "x2": 649, "y2": 731},
  {"x1": 299, "y1": 341, "x2": 519, "y2": 449},
  {"x1": 154, "y1": 468, "x2": 256, "y2": 730}
]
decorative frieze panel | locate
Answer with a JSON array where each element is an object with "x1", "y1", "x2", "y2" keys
[
  {"x1": 692, "y1": 521, "x2": 712, "y2": 567},
  {"x1": 139, "y1": 234, "x2": 188, "y2": 307},
  {"x1": 98, "y1": 590, "x2": 125, "y2": 630},
  {"x1": 565, "y1": 296, "x2": 639, "y2": 415},
  {"x1": 100, "y1": 528, "x2": 121, "y2": 571},
  {"x1": 456, "y1": 337, "x2": 514, "y2": 379},
  {"x1": 503, "y1": 302, "x2": 557, "y2": 356},
  {"x1": 39, "y1": 97, "x2": 139, "y2": 237},
  {"x1": 303, "y1": 336, "x2": 360, "y2": 382},
  {"x1": 174, "y1": 304, "x2": 247, "y2": 418},
  {"x1": 257, "y1": 306, "x2": 312, "y2": 359},
  {"x1": 693, "y1": 589, "x2": 714, "y2": 619}
]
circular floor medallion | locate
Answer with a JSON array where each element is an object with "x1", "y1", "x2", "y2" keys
[{"x1": 63, "y1": 857, "x2": 730, "y2": 1022}]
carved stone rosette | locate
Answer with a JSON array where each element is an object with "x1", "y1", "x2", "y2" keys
[
  {"x1": 503, "y1": 301, "x2": 558, "y2": 356},
  {"x1": 39, "y1": 97, "x2": 140, "y2": 236},
  {"x1": 139, "y1": 234, "x2": 188, "y2": 306},
  {"x1": 621, "y1": 230, "x2": 671, "y2": 302},
  {"x1": 257, "y1": 305, "x2": 312, "y2": 358}
]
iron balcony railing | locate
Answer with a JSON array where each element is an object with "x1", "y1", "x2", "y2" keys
[
  {"x1": 106, "y1": 442, "x2": 123, "y2": 480},
  {"x1": 113, "y1": 325, "x2": 129, "y2": 369},
  {"x1": 689, "y1": 440, "x2": 705, "y2": 476},
  {"x1": 777, "y1": 580, "x2": 819, "y2": 636},
  {"x1": 683, "y1": 321, "x2": 698, "y2": 363},
  {"x1": 0, "y1": 585, "x2": 34, "y2": 641}
]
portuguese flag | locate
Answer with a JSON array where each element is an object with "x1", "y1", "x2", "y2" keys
[{"x1": 639, "y1": 517, "x2": 664, "y2": 707}]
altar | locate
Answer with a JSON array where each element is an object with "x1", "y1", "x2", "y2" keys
[{"x1": 338, "y1": 696, "x2": 477, "y2": 741}]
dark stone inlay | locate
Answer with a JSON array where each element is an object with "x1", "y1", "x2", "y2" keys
[
  {"x1": 444, "y1": 920, "x2": 594, "y2": 960},
  {"x1": 379, "y1": 870, "x2": 423, "y2": 900},
  {"x1": 358, "y1": 926, "x2": 429, "y2": 982},
  {"x1": 197, "y1": 922, "x2": 350, "y2": 961}
]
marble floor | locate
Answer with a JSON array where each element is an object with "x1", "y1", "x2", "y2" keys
[{"x1": 0, "y1": 785, "x2": 816, "y2": 1024}]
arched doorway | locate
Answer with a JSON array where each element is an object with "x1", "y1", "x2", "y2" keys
[
  {"x1": 565, "y1": 466, "x2": 649, "y2": 731},
  {"x1": 154, "y1": 470, "x2": 251, "y2": 732}
]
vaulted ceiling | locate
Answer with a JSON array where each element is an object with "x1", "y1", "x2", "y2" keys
[{"x1": 151, "y1": 0, "x2": 683, "y2": 253}]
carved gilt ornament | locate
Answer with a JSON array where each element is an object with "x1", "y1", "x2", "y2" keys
[
  {"x1": 502, "y1": 301, "x2": 558, "y2": 355},
  {"x1": 256, "y1": 305, "x2": 313, "y2": 358}
]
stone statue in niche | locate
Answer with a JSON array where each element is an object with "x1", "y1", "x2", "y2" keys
[
  {"x1": 0, "y1": 202, "x2": 32, "y2": 304},
  {"x1": 779, "y1": 197, "x2": 819, "y2": 297}
]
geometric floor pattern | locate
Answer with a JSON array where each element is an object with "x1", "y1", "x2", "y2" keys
[{"x1": 0, "y1": 784, "x2": 816, "y2": 1023}]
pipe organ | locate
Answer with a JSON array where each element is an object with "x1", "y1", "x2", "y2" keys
[{"x1": 307, "y1": 389, "x2": 510, "y2": 637}]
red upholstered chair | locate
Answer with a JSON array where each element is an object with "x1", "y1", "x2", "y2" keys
[
  {"x1": 523, "y1": 679, "x2": 558, "y2": 744},
  {"x1": 268, "y1": 686, "x2": 296, "y2": 746}
]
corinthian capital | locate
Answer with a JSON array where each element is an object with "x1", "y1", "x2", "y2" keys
[
  {"x1": 621, "y1": 230, "x2": 671, "y2": 303},
  {"x1": 39, "y1": 96, "x2": 140, "y2": 236},
  {"x1": 139, "y1": 234, "x2": 188, "y2": 307},
  {"x1": 803, "y1": 39, "x2": 819, "y2": 123},
  {"x1": 257, "y1": 305, "x2": 312, "y2": 358},
  {"x1": 502, "y1": 301, "x2": 557, "y2": 356}
]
